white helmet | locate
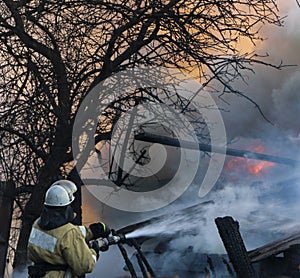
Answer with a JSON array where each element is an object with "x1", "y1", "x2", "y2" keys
[
  {"x1": 44, "y1": 184, "x2": 74, "y2": 206},
  {"x1": 51, "y1": 179, "x2": 77, "y2": 196}
]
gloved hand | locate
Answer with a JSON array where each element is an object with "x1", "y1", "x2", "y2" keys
[
  {"x1": 89, "y1": 222, "x2": 111, "y2": 239},
  {"x1": 90, "y1": 240, "x2": 100, "y2": 260}
]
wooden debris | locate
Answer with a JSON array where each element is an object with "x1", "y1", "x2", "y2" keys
[
  {"x1": 248, "y1": 231, "x2": 300, "y2": 263},
  {"x1": 215, "y1": 216, "x2": 257, "y2": 278}
]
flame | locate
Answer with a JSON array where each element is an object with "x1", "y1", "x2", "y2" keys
[{"x1": 224, "y1": 144, "x2": 275, "y2": 177}]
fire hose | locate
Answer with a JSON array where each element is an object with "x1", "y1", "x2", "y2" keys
[{"x1": 94, "y1": 230, "x2": 156, "y2": 278}]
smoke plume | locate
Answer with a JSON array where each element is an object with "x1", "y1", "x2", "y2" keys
[{"x1": 85, "y1": 1, "x2": 300, "y2": 277}]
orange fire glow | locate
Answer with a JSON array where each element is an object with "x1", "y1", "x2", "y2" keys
[{"x1": 224, "y1": 144, "x2": 275, "y2": 177}]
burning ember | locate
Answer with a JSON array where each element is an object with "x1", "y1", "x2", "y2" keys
[{"x1": 224, "y1": 144, "x2": 275, "y2": 178}]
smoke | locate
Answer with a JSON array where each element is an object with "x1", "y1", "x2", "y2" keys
[
  {"x1": 87, "y1": 247, "x2": 135, "y2": 278},
  {"x1": 86, "y1": 166, "x2": 300, "y2": 277},
  {"x1": 219, "y1": 0, "x2": 300, "y2": 143},
  {"x1": 83, "y1": 1, "x2": 300, "y2": 277},
  {"x1": 85, "y1": 156, "x2": 300, "y2": 276},
  {"x1": 125, "y1": 170, "x2": 300, "y2": 253},
  {"x1": 272, "y1": 70, "x2": 300, "y2": 135}
]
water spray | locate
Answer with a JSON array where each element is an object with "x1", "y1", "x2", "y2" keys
[{"x1": 96, "y1": 230, "x2": 156, "y2": 278}]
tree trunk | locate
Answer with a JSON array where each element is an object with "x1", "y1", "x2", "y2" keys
[
  {"x1": 0, "y1": 181, "x2": 14, "y2": 276},
  {"x1": 13, "y1": 159, "x2": 62, "y2": 269}
]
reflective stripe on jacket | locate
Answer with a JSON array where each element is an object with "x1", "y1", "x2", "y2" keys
[{"x1": 28, "y1": 219, "x2": 97, "y2": 278}]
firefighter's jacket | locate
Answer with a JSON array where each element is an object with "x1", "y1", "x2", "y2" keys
[{"x1": 28, "y1": 219, "x2": 97, "y2": 278}]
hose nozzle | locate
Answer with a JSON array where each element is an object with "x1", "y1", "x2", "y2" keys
[{"x1": 97, "y1": 234, "x2": 127, "y2": 250}]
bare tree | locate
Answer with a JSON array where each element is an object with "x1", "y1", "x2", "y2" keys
[{"x1": 0, "y1": 0, "x2": 289, "y2": 270}]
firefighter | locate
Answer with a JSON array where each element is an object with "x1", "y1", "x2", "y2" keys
[{"x1": 27, "y1": 180, "x2": 110, "y2": 278}]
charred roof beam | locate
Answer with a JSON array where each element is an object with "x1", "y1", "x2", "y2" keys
[{"x1": 134, "y1": 131, "x2": 299, "y2": 167}]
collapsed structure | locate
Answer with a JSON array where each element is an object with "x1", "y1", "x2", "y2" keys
[{"x1": 216, "y1": 216, "x2": 300, "y2": 278}]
